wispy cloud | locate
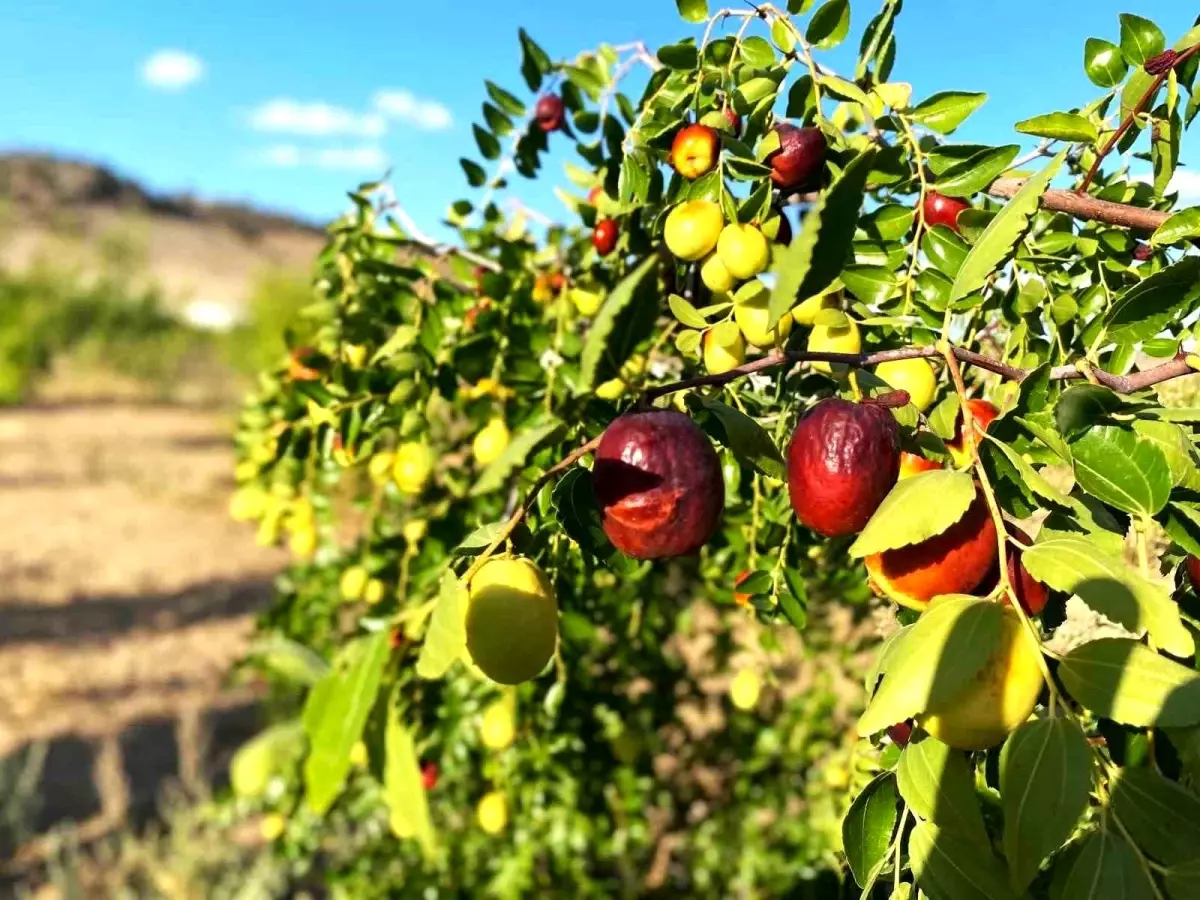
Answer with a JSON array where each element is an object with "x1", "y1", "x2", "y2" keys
[
  {"x1": 248, "y1": 99, "x2": 386, "y2": 138},
  {"x1": 258, "y1": 143, "x2": 387, "y2": 172},
  {"x1": 372, "y1": 89, "x2": 454, "y2": 131},
  {"x1": 141, "y1": 50, "x2": 204, "y2": 91},
  {"x1": 1133, "y1": 168, "x2": 1200, "y2": 206}
]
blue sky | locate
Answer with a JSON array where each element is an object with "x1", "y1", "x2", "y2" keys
[{"x1": 2, "y1": 1, "x2": 1196, "y2": 239}]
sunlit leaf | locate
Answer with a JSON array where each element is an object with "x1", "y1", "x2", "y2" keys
[{"x1": 1059, "y1": 639, "x2": 1200, "y2": 727}]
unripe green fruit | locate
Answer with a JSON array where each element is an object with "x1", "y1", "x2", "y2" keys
[
  {"x1": 875, "y1": 358, "x2": 938, "y2": 412},
  {"x1": 466, "y1": 557, "x2": 558, "y2": 685}
]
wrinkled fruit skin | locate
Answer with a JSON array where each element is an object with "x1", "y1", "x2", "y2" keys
[
  {"x1": 922, "y1": 191, "x2": 970, "y2": 234},
  {"x1": 593, "y1": 410, "x2": 724, "y2": 559},
  {"x1": 787, "y1": 398, "x2": 901, "y2": 538},
  {"x1": 981, "y1": 523, "x2": 1049, "y2": 615},
  {"x1": 865, "y1": 486, "x2": 998, "y2": 611},
  {"x1": 670, "y1": 123, "x2": 720, "y2": 179},
  {"x1": 898, "y1": 450, "x2": 943, "y2": 480},
  {"x1": 466, "y1": 557, "x2": 558, "y2": 685},
  {"x1": 922, "y1": 606, "x2": 1044, "y2": 749},
  {"x1": 592, "y1": 219, "x2": 619, "y2": 256},
  {"x1": 949, "y1": 398, "x2": 1000, "y2": 466},
  {"x1": 534, "y1": 93, "x2": 565, "y2": 132},
  {"x1": 766, "y1": 124, "x2": 827, "y2": 190},
  {"x1": 1187, "y1": 556, "x2": 1200, "y2": 593}
]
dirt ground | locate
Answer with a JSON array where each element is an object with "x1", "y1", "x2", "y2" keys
[{"x1": 0, "y1": 398, "x2": 286, "y2": 848}]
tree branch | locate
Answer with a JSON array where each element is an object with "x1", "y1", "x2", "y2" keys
[
  {"x1": 388, "y1": 202, "x2": 502, "y2": 273},
  {"x1": 986, "y1": 178, "x2": 1171, "y2": 231}
]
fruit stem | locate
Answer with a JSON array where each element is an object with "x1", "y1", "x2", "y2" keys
[{"x1": 897, "y1": 113, "x2": 931, "y2": 321}]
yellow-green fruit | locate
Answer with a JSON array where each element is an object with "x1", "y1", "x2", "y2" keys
[
  {"x1": 340, "y1": 565, "x2": 370, "y2": 602},
  {"x1": 806, "y1": 318, "x2": 861, "y2": 373},
  {"x1": 664, "y1": 200, "x2": 724, "y2": 261},
  {"x1": 921, "y1": 607, "x2": 1044, "y2": 750},
  {"x1": 595, "y1": 377, "x2": 626, "y2": 400},
  {"x1": 570, "y1": 287, "x2": 604, "y2": 316},
  {"x1": 792, "y1": 292, "x2": 839, "y2": 326},
  {"x1": 700, "y1": 253, "x2": 736, "y2": 294},
  {"x1": 255, "y1": 504, "x2": 283, "y2": 547},
  {"x1": 229, "y1": 486, "x2": 267, "y2": 522},
  {"x1": 260, "y1": 813, "x2": 286, "y2": 842},
  {"x1": 716, "y1": 223, "x2": 770, "y2": 280},
  {"x1": 364, "y1": 578, "x2": 386, "y2": 606},
  {"x1": 344, "y1": 344, "x2": 368, "y2": 368},
  {"x1": 368, "y1": 451, "x2": 395, "y2": 485},
  {"x1": 477, "y1": 791, "x2": 508, "y2": 834},
  {"x1": 703, "y1": 326, "x2": 746, "y2": 375},
  {"x1": 466, "y1": 557, "x2": 558, "y2": 685},
  {"x1": 288, "y1": 525, "x2": 317, "y2": 559},
  {"x1": 403, "y1": 519, "x2": 428, "y2": 544},
  {"x1": 480, "y1": 700, "x2": 516, "y2": 750},
  {"x1": 235, "y1": 459, "x2": 259, "y2": 482},
  {"x1": 393, "y1": 442, "x2": 434, "y2": 495},
  {"x1": 733, "y1": 281, "x2": 793, "y2": 348},
  {"x1": 349, "y1": 740, "x2": 369, "y2": 768},
  {"x1": 473, "y1": 418, "x2": 511, "y2": 468},
  {"x1": 876, "y1": 358, "x2": 938, "y2": 412},
  {"x1": 729, "y1": 669, "x2": 762, "y2": 711}
]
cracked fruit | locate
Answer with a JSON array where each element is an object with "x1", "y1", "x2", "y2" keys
[
  {"x1": 921, "y1": 606, "x2": 1043, "y2": 749},
  {"x1": 473, "y1": 418, "x2": 511, "y2": 467},
  {"x1": 466, "y1": 557, "x2": 558, "y2": 685},
  {"x1": 716, "y1": 223, "x2": 770, "y2": 280},
  {"x1": 534, "y1": 93, "x2": 564, "y2": 132},
  {"x1": 477, "y1": 791, "x2": 508, "y2": 834},
  {"x1": 875, "y1": 358, "x2": 938, "y2": 412},
  {"x1": 806, "y1": 317, "x2": 861, "y2": 373},
  {"x1": 948, "y1": 398, "x2": 1000, "y2": 466},
  {"x1": 664, "y1": 200, "x2": 724, "y2": 261},
  {"x1": 703, "y1": 324, "x2": 746, "y2": 375},
  {"x1": 593, "y1": 409, "x2": 724, "y2": 559},
  {"x1": 865, "y1": 486, "x2": 998, "y2": 611},
  {"x1": 766, "y1": 123, "x2": 827, "y2": 190},
  {"x1": 922, "y1": 191, "x2": 970, "y2": 234},
  {"x1": 592, "y1": 218, "x2": 619, "y2": 256},
  {"x1": 393, "y1": 442, "x2": 434, "y2": 495},
  {"x1": 733, "y1": 280, "x2": 793, "y2": 348},
  {"x1": 671, "y1": 123, "x2": 720, "y2": 179},
  {"x1": 787, "y1": 398, "x2": 901, "y2": 537},
  {"x1": 700, "y1": 253, "x2": 736, "y2": 294}
]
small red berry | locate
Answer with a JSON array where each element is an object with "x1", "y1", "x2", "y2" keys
[
  {"x1": 534, "y1": 94, "x2": 565, "y2": 132},
  {"x1": 592, "y1": 219, "x2": 619, "y2": 256},
  {"x1": 922, "y1": 191, "x2": 970, "y2": 234},
  {"x1": 421, "y1": 761, "x2": 439, "y2": 790}
]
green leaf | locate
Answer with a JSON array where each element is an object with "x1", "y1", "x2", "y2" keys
[
  {"x1": 453, "y1": 522, "x2": 507, "y2": 556},
  {"x1": 1055, "y1": 384, "x2": 1123, "y2": 441},
  {"x1": 302, "y1": 631, "x2": 390, "y2": 814},
  {"x1": 1014, "y1": 112, "x2": 1098, "y2": 143},
  {"x1": 820, "y1": 73, "x2": 870, "y2": 105},
  {"x1": 460, "y1": 158, "x2": 487, "y2": 187},
  {"x1": 1119, "y1": 13, "x2": 1166, "y2": 66},
  {"x1": 906, "y1": 92, "x2": 988, "y2": 135},
  {"x1": 230, "y1": 720, "x2": 305, "y2": 798},
  {"x1": 806, "y1": 0, "x2": 850, "y2": 49},
  {"x1": 897, "y1": 734, "x2": 989, "y2": 847},
  {"x1": 1000, "y1": 718, "x2": 1092, "y2": 891},
  {"x1": 1022, "y1": 536, "x2": 1193, "y2": 658},
  {"x1": 675, "y1": 0, "x2": 708, "y2": 23},
  {"x1": 933, "y1": 145, "x2": 1021, "y2": 198},
  {"x1": 909, "y1": 821, "x2": 1016, "y2": 900},
  {"x1": 949, "y1": 149, "x2": 1067, "y2": 304},
  {"x1": 416, "y1": 572, "x2": 469, "y2": 679},
  {"x1": 842, "y1": 773, "x2": 899, "y2": 887},
  {"x1": 1132, "y1": 419, "x2": 1198, "y2": 488},
  {"x1": 849, "y1": 470, "x2": 976, "y2": 558},
  {"x1": 1103, "y1": 257, "x2": 1200, "y2": 345},
  {"x1": 1070, "y1": 425, "x2": 1171, "y2": 516},
  {"x1": 1058, "y1": 825, "x2": 1158, "y2": 899},
  {"x1": 858, "y1": 596, "x2": 1003, "y2": 737},
  {"x1": 1059, "y1": 639, "x2": 1200, "y2": 728},
  {"x1": 372, "y1": 325, "x2": 421, "y2": 364},
  {"x1": 658, "y1": 39, "x2": 699, "y2": 70},
  {"x1": 486, "y1": 81, "x2": 525, "y2": 116},
  {"x1": 1151, "y1": 208, "x2": 1200, "y2": 247},
  {"x1": 768, "y1": 194, "x2": 824, "y2": 328},
  {"x1": 1084, "y1": 38, "x2": 1128, "y2": 89},
  {"x1": 482, "y1": 102, "x2": 513, "y2": 137},
  {"x1": 473, "y1": 124, "x2": 501, "y2": 160},
  {"x1": 579, "y1": 254, "x2": 659, "y2": 391},
  {"x1": 247, "y1": 633, "x2": 329, "y2": 686},
  {"x1": 668, "y1": 293, "x2": 709, "y2": 329},
  {"x1": 1110, "y1": 768, "x2": 1200, "y2": 865},
  {"x1": 1165, "y1": 859, "x2": 1200, "y2": 900},
  {"x1": 840, "y1": 265, "x2": 897, "y2": 305},
  {"x1": 383, "y1": 696, "x2": 438, "y2": 861},
  {"x1": 471, "y1": 418, "x2": 564, "y2": 496},
  {"x1": 519, "y1": 28, "x2": 551, "y2": 92},
  {"x1": 691, "y1": 396, "x2": 785, "y2": 479},
  {"x1": 740, "y1": 36, "x2": 775, "y2": 67},
  {"x1": 618, "y1": 148, "x2": 652, "y2": 207}
]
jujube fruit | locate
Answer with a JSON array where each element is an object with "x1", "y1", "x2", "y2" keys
[
  {"x1": 670, "y1": 123, "x2": 720, "y2": 179},
  {"x1": 865, "y1": 485, "x2": 998, "y2": 610},
  {"x1": 787, "y1": 398, "x2": 901, "y2": 537},
  {"x1": 592, "y1": 218, "x2": 619, "y2": 256},
  {"x1": 766, "y1": 123, "x2": 827, "y2": 190},
  {"x1": 875, "y1": 358, "x2": 938, "y2": 413},
  {"x1": 716, "y1": 223, "x2": 770, "y2": 280},
  {"x1": 473, "y1": 418, "x2": 511, "y2": 467},
  {"x1": 898, "y1": 450, "x2": 943, "y2": 480},
  {"x1": 393, "y1": 442, "x2": 435, "y2": 495},
  {"x1": 1187, "y1": 556, "x2": 1200, "y2": 594},
  {"x1": 980, "y1": 523, "x2": 1049, "y2": 616},
  {"x1": 477, "y1": 791, "x2": 508, "y2": 834},
  {"x1": 465, "y1": 557, "x2": 558, "y2": 685},
  {"x1": 534, "y1": 93, "x2": 565, "y2": 132},
  {"x1": 592, "y1": 410, "x2": 724, "y2": 559},
  {"x1": 806, "y1": 317, "x2": 861, "y2": 373},
  {"x1": 732, "y1": 280, "x2": 792, "y2": 348},
  {"x1": 700, "y1": 253, "x2": 736, "y2": 294},
  {"x1": 949, "y1": 398, "x2": 1000, "y2": 466},
  {"x1": 922, "y1": 191, "x2": 970, "y2": 234},
  {"x1": 664, "y1": 200, "x2": 724, "y2": 261},
  {"x1": 703, "y1": 324, "x2": 746, "y2": 375}
]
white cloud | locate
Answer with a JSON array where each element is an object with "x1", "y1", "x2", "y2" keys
[
  {"x1": 258, "y1": 143, "x2": 387, "y2": 172},
  {"x1": 1133, "y1": 168, "x2": 1200, "y2": 206},
  {"x1": 372, "y1": 89, "x2": 454, "y2": 131},
  {"x1": 248, "y1": 99, "x2": 387, "y2": 137},
  {"x1": 142, "y1": 50, "x2": 204, "y2": 90}
]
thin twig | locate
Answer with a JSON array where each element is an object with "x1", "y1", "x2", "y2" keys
[
  {"x1": 390, "y1": 203, "x2": 502, "y2": 273},
  {"x1": 987, "y1": 178, "x2": 1171, "y2": 231}
]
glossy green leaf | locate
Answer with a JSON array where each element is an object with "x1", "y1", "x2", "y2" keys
[
  {"x1": 618, "y1": 148, "x2": 652, "y2": 207},
  {"x1": 658, "y1": 39, "x2": 699, "y2": 69},
  {"x1": 1110, "y1": 767, "x2": 1200, "y2": 865},
  {"x1": 579, "y1": 254, "x2": 659, "y2": 390},
  {"x1": 1084, "y1": 38, "x2": 1128, "y2": 89},
  {"x1": 849, "y1": 470, "x2": 976, "y2": 558},
  {"x1": 1023, "y1": 536, "x2": 1193, "y2": 657},
  {"x1": 453, "y1": 522, "x2": 507, "y2": 556},
  {"x1": 691, "y1": 396, "x2": 785, "y2": 479},
  {"x1": 897, "y1": 734, "x2": 989, "y2": 848},
  {"x1": 384, "y1": 696, "x2": 438, "y2": 861},
  {"x1": 933, "y1": 145, "x2": 1020, "y2": 198},
  {"x1": 909, "y1": 821, "x2": 1016, "y2": 900},
  {"x1": 1055, "y1": 384, "x2": 1123, "y2": 441},
  {"x1": 806, "y1": 0, "x2": 850, "y2": 49},
  {"x1": 482, "y1": 102, "x2": 513, "y2": 137},
  {"x1": 1000, "y1": 718, "x2": 1091, "y2": 891},
  {"x1": 949, "y1": 149, "x2": 1066, "y2": 303},
  {"x1": 460, "y1": 158, "x2": 487, "y2": 187},
  {"x1": 247, "y1": 633, "x2": 329, "y2": 686},
  {"x1": 739, "y1": 36, "x2": 775, "y2": 67},
  {"x1": 1103, "y1": 257, "x2": 1200, "y2": 344},
  {"x1": 906, "y1": 92, "x2": 988, "y2": 135},
  {"x1": 1119, "y1": 13, "x2": 1166, "y2": 66},
  {"x1": 1058, "y1": 825, "x2": 1158, "y2": 899},
  {"x1": 668, "y1": 293, "x2": 709, "y2": 329},
  {"x1": 473, "y1": 124, "x2": 501, "y2": 160},
  {"x1": 416, "y1": 572, "x2": 469, "y2": 679},
  {"x1": 485, "y1": 81, "x2": 525, "y2": 116},
  {"x1": 858, "y1": 596, "x2": 1003, "y2": 737},
  {"x1": 303, "y1": 631, "x2": 390, "y2": 814},
  {"x1": 1014, "y1": 112, "x2": 1098, "y2": 143},
  {"x1": 1151, "y1": 208, "x2": 1200, "y2": 246},
  {"x1": 518, "y1": 28, "x2": 551, "y2": 92},
  {"x1": 1059, "y1": 639, "x2": 1200, "y2": 727},
  {"x1": 471, "y1": 418, "x2": 564, "y2": 496},
  {"x1": 675, "y1": 0, "x2": 708, "y2": 23},
  {"x1": 1132, "y1": 419, "x2": 1198, "y2": 488},
  {"x1": 842, "y1": 773, "x2": 899, "y2": 887},
  {"x1": 840, "y1": 265, "x2": 898, "y2": 305},
  {"x1": 1070, "y1": 425, "x2": 1171, "y2": 516}
]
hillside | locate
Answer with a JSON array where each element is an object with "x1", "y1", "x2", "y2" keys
[{"x1": 0, "y1": 152, "x2": 328, "y2": 322}]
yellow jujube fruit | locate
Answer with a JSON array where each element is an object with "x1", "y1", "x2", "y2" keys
[
  {"x1": 260, "y1": 813, "x2": 286, "y2": 842},
  {"x1": 480, "y1": 699, "x2": 516, "y2": 750},
  {"x1": 344, "y1": 344, "x2": 368, "y2": 368},
  {"x1": 792, "y1": 291, "x2": 840, "y2": 326},
  {"x1": 570, "y1": 287, "x2": 604, "y2": 316},
  {"x1": 875, "y1": 358, "x2": 938, "y2": 412},
  {"x1": 466, "y1": 557, "x2": 559, "y2": 685},
  {"x1": 733, "y1": 281, "x2": 793, "y2": 348},
  {"x1": 729, "y1": 669, "x2": 762, "y2": 711},
  {"x1": 473, "y1": 418, "x2": 511, "y2": 467},
  {"x1": 393, "y1": 442, "x2": 434, "y2": 495},
  {"x1": 363, "y1": 578, "x2": 385, "y2": 606},
  {"x1": 700, "y1": 253, "x2": 736, "y2": 294},
  {"x1": 477, "y1": 791, "x2": 508, "y2": 834},
  {"x1": 716, "y1": 223, "x2": 770, "y2": 280},
  {"x1": 403, "y1": 519, "x2": 428, "y2": 544},
  {"x1": 595, "y1": 377, "x2": 627, "y2": 400},
  {"x1": 703, "y1": 324, "x2": 746, "y2": 375},
  {"x1": 664, "y1": 200, "x2": 724, "y2": 261},
  {"x1": 921, "y1": 607, "x2": 1044, "y2": 750},
  {"x1": 806, "y1": 318, "x2": 861, "y2": 374},
  {"x1": 229, "y1": 485, "x2": 267, "y2": 522},
  {"x1": 349, "y1": 740, "x2": 369, "y2": 768},
  {"x1": 340, "y1": 565, "x2": 370, "y2": 602},
  {"x1": 368, "y1": 451, "x2": 395, "y2": 485}
]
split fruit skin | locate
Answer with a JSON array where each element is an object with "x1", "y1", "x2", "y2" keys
[
  {"x1": 670, "y1": 123, "x2": 720, "y2": 180},
  {"x1": 922, "y1": 191, "x2": 970, "y2": 234},
  {"x1": 921, "y1": 605, "x2": 1043, "y2": 750},
  {"x1": 534, "y1": 93, "x2": 565, "y2": 132},
  {"x1": 592, "y1": 219, "x2": 619, "y2": 256},
  {"x1": 593, "y1": 409, "x2": 724, "y2": 560},
  {"x1": 865, "y1": 486, "x2": 998, "y2": 611},
  {"x1": 465, "y1": 557, "x2": 559, "y2": 685},
  {"x1": 787, "y1": 398, "x2": 901, "y2": 538},
  {"x1": 766, "y1": 123, "x2": 827, "y2": 190}
]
